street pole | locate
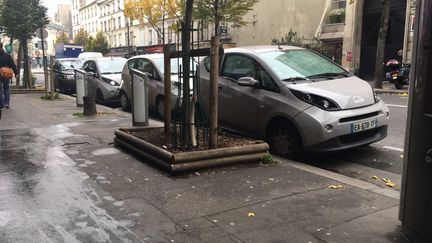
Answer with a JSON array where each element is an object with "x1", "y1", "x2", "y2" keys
[
  {"x1": 40, "y1": 28, "x2": 48, "y2": 93},
  {"x1": 127, "y1": 18, "x2": 131, "y2": 57}
]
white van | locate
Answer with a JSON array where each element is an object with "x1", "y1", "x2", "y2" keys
[{"x1": 78, "y1": 52, "x2": 103, "y2": 60}]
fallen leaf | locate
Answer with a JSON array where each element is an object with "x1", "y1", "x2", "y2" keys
[
  {"x1": 385, "y1": 182, "x2": 396, "y2": 187},
  {"x1": 329, "y1": 185, "x2": 343, "y2": 189},
  {"x1": 382, "y1": 178, "x2": 390, "y2": 183},
  {"x1": 400, "y1": 155, "x2": 404, "y2": 158},
  {"x1": 372, "y1": 176, "x2": 379, "y2": 180},
  {"x1": 247, "y1": 212, "x2": 255, "y2": 217}
]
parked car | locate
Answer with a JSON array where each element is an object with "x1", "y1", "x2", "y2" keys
[
  {"x1": 199, "y1": 46, "x2": 390, "y2": 159},
  {"x1": 80, "y1": 57, "x2": 126, "y2": 104},
  {"x1": 53, "y1": 58, "x2": 83, "y2": 94},
  {"x1": 120, "y1": 53, "x2": 195, "y2": 116}
]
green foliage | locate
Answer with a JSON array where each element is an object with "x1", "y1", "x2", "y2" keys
[
  {"x1": 261, "y1": 153, "x2": 277, "y2": 164},
  {"x1": 73, "y1": 29, "x2": 89, "y2": 46},
  {"x1": 0, "y1": 0, "x2": 49, "y2": 40},
  {"x1": 193, "y1": 0, "x2": 259, "y2": 35},
  {"x1": 89, "y1": 32, "x2": 109, "y2": 54},
  {"x1": 271, "y1": 29, "x2": 303, "y2": 46},
  {"x1": 72, "y1": 112, "x2": 83, "y2": 117},
  {"x1": 55, "y1": 32, "x2": 69, "y2": 44}
]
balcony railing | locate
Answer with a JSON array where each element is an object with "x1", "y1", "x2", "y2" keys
[{"x1": 325, "y1": 0, "x2": 346, "y2": 24}]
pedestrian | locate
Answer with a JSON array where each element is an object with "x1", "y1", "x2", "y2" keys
[{"x1": 0, "y1": 42, "x2": 18, "y2": 109}]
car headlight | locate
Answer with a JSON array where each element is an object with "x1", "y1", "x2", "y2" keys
[
  {"x1": 110, "y1": 81, "x2": 117, "y2": 86},
  {"x1": 290, "y1": 89, "x2": 340, "y2": 111},
  {"x1": 373, "y1": 91, "x2": 380, "y2": 103}
]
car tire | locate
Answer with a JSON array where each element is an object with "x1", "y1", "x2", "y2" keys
[
  {"x1": 120, "y1": 91, "x2": 131, "y2": 111},
  {"x1": 395, "y1": 80, "x2": 404, "y2": 90},
  {"x1": 96, "y1": 89, "x2": 105, "y2": 104},
  {"x1": 156, "y1": 96, "x2": 165, "y2": 119},
  {"x1": 267, "y1": 123, "x2": 303, "y2": 160}
]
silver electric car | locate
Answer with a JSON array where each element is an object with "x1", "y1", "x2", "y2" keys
[{"x1": 199, "y1": 46, "x2": 390, "y2": 158}]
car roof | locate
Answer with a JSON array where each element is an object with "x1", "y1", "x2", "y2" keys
[
  {"x1": 129, "y1": 53, "x2": 164, "y2": 60},
  {"x1": 57, "y1": 58, "x2": 81, "y2": 61},
  {"x1": 225, "y1": 45, "x2": 305, "y2": 54},
  {"x1": 90, "y1": 57, "x2": 127, "y2": 62}
]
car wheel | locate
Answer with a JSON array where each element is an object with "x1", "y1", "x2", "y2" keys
[
  {"x1": 268, "y1": 123, "x2": 303, "y2": 159},
  {"x1": 395, "y1": 80, "x2": 404, "y2": 90},
  {"x1": 120, "y1": 91, "x2": 131, "y2": 111},
  {"x1": 96, "y1": 89, "x2": 105, "y2": 104},
  {"x1": 156, "y1": 96, "x2": 165, "y2": 119}
]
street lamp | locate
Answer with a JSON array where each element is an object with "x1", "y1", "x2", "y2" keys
[{"x1": 101, "y1": 0, "x2": 131, "y2": 57}]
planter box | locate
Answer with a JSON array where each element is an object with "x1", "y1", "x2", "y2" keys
[{"x1": 114, "y1": 127, "x2": 269, "y2": 174}]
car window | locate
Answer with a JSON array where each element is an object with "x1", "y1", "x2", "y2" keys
[
  {"x1": 59, "y1": 60, "x2": 82, "y2": 70},
  {"x1": 97, "y1": 59, "x2": 126, "y2": 74},
  {"x1": 127, "y1": 59, "x2": 138, "y2": 69},
  {"x1": 257, "y1": 50, "x2": 349, "y2": 81},
  {"x1": 221, "y1": 54, "x2": 255, "y2": 81},
  {"x1": 256, "y1": 66, "x2": 278, "y2": 92},
  {"x1": 82, "y1": 61, "x2": 92, "y2": 72}
]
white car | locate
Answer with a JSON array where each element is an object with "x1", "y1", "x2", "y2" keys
[{"x1": 199, "y1": 46, "x2": 390, "y2": 158}]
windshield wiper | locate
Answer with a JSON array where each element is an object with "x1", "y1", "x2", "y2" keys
[
  {"x1": 306, "y1": 72, "x2": 350, "y2": 79},
  {"x1": 281, "y1": 77, "x2": 310, "y2": 82}
]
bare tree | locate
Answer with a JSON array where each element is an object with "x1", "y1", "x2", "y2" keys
[{"x1": 373, "y1": 0, "x2": 391, "y2": 89}]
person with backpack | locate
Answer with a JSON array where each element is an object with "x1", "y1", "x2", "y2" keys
[{"x1": 0, "y1": 42, "x2": 18, "y2": 109}]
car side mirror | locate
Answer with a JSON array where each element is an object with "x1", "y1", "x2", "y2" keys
[
  {"x1": 144, "y1": 72, "x2": 154, "y2": 79},
  {"x1": 238, "y1": 77, "x2": 259, "y2": 87}
]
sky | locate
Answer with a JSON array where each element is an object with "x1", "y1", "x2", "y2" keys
[{"x1": 42, "y1": 0, "x2": 71, "y2": 18}]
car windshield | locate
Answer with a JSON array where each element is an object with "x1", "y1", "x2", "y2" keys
[
  {"x1": 257, "y1": 50, "x2": 350, "y2": 81},
  {"x1": 98, "y1": 59, "x2": 126, "y2": 74},
  {"x1": 153, "y1": 58, "x2": 197, "y2": 75},
  {"x1": 60, "y1": 60, "x2": 82, "y2": 70}
]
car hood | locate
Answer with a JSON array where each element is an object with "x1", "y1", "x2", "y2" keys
[
  {"x1": 101, "y1": 73, "x2": 122, "y2": 84},
  {"x1": 285, "y1": 76, "x2": 375, "y2": 109}
]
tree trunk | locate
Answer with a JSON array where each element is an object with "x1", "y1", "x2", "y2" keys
[
  {"x1": 163, "y1": 44, "x2": 171, "y2": 134},
  {"x1": 209, "y1": 36, "x2": 220, "y2": 149},
  {"x1": 374, "y1": 0, "x2": 391, "y2": 89},
  {"x1": 16, "y1": 42, "x2": 22, "y2": 87},
  {"x1": 21, "y1": 38, "x2": 32, "y2": 89},
  {"x1": 181, "y1": 0, "x2": 194, "y2": 147}
]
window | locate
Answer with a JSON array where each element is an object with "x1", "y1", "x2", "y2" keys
[
  {"x1": 118, "y1": 17, "x2": 121, "y2": 28},
  {"x1": 221, "y1": 54, "x2": 255, "y2": 81},
  {"x1": 221, "y1": 54, "x2": 278, "y2": 92}
]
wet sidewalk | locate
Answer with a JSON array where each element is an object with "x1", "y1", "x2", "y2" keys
[{"x1": 0, "y1": 94, "x2": 408, "y2": 242}]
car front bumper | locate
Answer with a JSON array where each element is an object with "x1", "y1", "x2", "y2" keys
[{"x1": 294, "y1": 100, "x2": 390, "y2": 153}]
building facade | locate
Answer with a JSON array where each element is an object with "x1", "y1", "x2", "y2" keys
[{"x1": 56, "y1": 4, "x2": 73, "y2": 38}]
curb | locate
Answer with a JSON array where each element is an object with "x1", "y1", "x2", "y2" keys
[
  {"x1": 11, "y1": 89, "x2": 45, "y2": 94},
  {"x1": 374, "y1": 89, "x2": 409, "y2": 95}
]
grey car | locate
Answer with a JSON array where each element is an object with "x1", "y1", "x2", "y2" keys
[
  {"x1": 199, "y1": 46, "x2": 390, "y2": 158},
  {"x1": 120, "y1": 54, "x2": 193, "y2": 117},
  {"x1": 80, "y1": 57, "x2": 126, "y2": 103},
  {"x1": 53, "y1": 58, "x2": 83, "y2": 94}
]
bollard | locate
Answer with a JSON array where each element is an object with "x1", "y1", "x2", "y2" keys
[
  {"x1": 83, "y1": 96, "x2": 97, "y2": 116},
  {"x1": 131, "y1": 69, "x2": 149, "y2": 126},
  {"x1": 75, "y1": 69, "x2": 87, "y2": 107}
]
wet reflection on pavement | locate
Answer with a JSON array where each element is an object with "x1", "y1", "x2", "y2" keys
[{"x1": 0, "y1": 124, "x2": 140, "y2": 242}]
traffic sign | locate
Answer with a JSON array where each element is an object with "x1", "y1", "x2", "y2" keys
[
  {"x1": 4, "y1": 44, "x2": 12, "y2": 53},
  {"x1": 37, "y1": 41, "x2": 48, "y2": 50},
  {"x1": 35, "y1": 28, "x2": 48, "y2": 39}
]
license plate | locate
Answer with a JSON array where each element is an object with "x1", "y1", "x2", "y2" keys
[{"x1": 351, "y1": 119, "x2": 378, "y2": 133}]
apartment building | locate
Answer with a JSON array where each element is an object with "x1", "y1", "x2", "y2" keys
[{"x1": 56, "y1": 4, "x2": 73, "y2": 38}]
